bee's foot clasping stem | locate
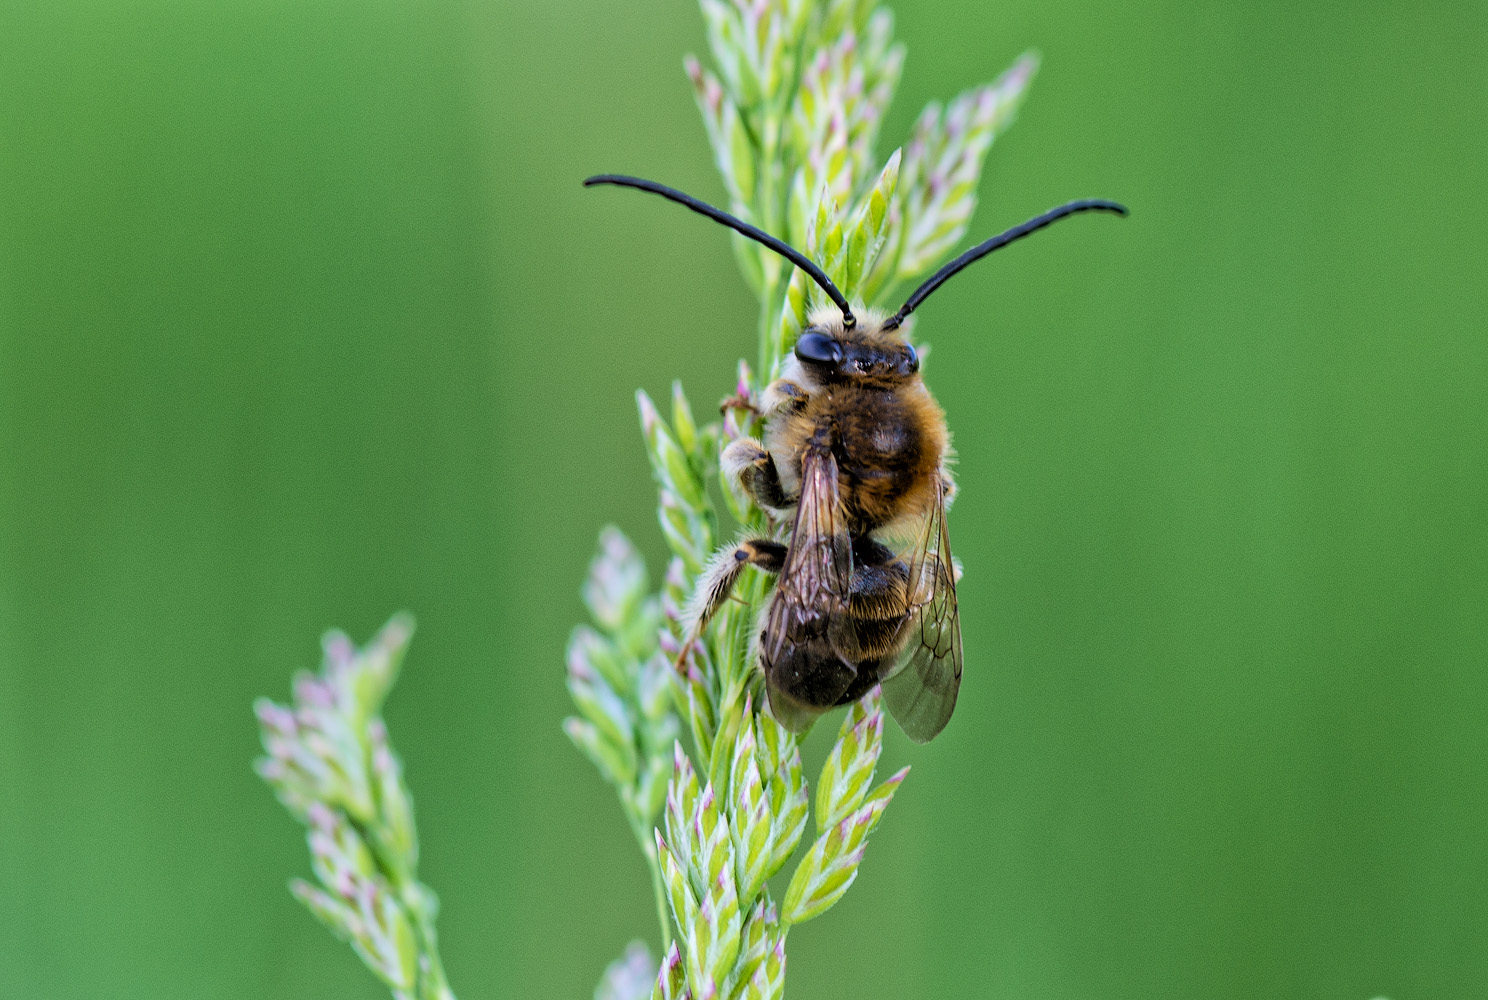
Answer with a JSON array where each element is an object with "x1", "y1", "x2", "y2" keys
[{"x1": 719, "y1": 391, "x2": 758, "y2": 416}]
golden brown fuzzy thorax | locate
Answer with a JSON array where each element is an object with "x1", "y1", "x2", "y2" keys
[{"x1": 769, "y1": 310, "x2": 948, "y2": 535}]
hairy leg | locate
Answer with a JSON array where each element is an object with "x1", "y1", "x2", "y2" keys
[
  {"x1": 761, "y1": 378, "x2": 809, "y2": 415},
  {"x1": 722, "y1": 439, "x2": 791, "y2": 511},
  {"x1": 675, "y1": 537, "x2": 787, "y2": 672}
]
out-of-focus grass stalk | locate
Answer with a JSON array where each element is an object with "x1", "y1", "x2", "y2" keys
[
  {"x1": 254, "y1": 616, "x2": 455, "y2": 1000},
  {"x1": 572, "y1": 2, "x2": 1038, "y2": 997},
  {"x1": 566, "y1": 527, "x2": 682, "y2": 952}
]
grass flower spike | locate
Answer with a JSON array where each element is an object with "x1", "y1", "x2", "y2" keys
[
  {"x1": 880, "y1": 54, "x2": 1038, "y2": 287},
  {"x1": 684, "y1": 0, "x2": 1037, "y2": 379},
  {"x1": 567, "y1": 526, "x2": 684, "y2": 954},
  {"x1": 255, "y1": 616, "x2": 455, "y2": 1000},
  {"x1": 571, "y1": 0, "x2": 1040, "y2": 996},
  {"x1": 596, "y1": 941, "x2": 666, "y2": 1000},
  {"x1": 250, "y1": 3, "x2": 1080, "y2": 995}
]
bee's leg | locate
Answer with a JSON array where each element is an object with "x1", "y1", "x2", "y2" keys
[
  {"x1": 761, "y1": 378, "x2": 810, "y2": 416},
  {"x1": 722, "y1": 439, "x2": 791, "y2": 511},
  {"x1": 720, "y1": 377, "x2": 807, "y2": 419},
  {"x1": 675, "y1": 537, "x2": 787, "y2": 672},
  {"x1": 695, "y1": 539, "x2": 788, "y2": 627},
  {"x1": 719, "y1": 390, "x2": 757, "y2": 416}
]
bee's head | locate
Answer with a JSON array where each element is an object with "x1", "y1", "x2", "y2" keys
[{"x1": 793, "y1": 310, "x2": 920, "y2": 386}]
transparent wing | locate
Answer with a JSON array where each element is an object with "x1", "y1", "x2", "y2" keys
[
  {"x1": 882, "y1": 473, "x2": 963, "y2": 743},
  {"x1": 761, "y1": 443, "x2": 854, "y2": 731}
]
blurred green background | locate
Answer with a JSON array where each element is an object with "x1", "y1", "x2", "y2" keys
[{"x1": 1, "y1": 1, "x2": 1485, "y2": 997}]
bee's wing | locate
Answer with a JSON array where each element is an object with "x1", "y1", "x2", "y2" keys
[
  {"x1": 761, "y1": 443, "x2": 855, "y2": 731},
  {"x1": 882, "y1": 473, "x2": 963, "y2": 743}
]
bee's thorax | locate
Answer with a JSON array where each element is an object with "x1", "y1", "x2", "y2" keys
[{"x1": 768, "y1": 372, "x2": 947, "y2": 535}]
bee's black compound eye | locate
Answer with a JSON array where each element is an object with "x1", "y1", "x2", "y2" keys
[
  {"x1": 903, "y1": 343, "x2": 919, "y2": 374},
  {"x1": 795, "y1": 330, "x2": 842, "y2": 366}
]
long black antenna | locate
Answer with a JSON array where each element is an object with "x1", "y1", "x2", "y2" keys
[
  {"x1": 584, "y1": 174, "x2": 857, "y2": 330},
  {"x1": 883, "y1": 199, "x2": 1128, "y2": 331}
]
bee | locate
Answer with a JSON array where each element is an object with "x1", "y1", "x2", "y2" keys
[{"x1": 586, "y1": 174, "x2": 1125, "y2": 741}]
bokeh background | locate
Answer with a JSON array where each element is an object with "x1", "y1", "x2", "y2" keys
[{"x1": 2, "y1": 1, "x2": 1485, "y2": 998}]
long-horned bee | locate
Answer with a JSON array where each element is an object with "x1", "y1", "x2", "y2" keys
[{"x1": 586, "y1": 174, "x2": 1125, "y2": 741}]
